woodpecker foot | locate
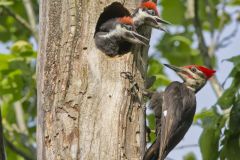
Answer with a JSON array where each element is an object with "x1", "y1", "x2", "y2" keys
[
  {"x1": 121, "y1": 72, "x2": 150, "y2": 98},
  {"x1": 120, "y1": 72, "x2": 140, "y2": 97},
  {"x1": 121, "y1": 71, "x2": 147, "y2": 120},
  {"x1": 142, "y1": 89, "x2": 154, "y2": 98}
]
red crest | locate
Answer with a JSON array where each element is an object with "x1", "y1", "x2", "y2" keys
[
  {"x1": 118, "y1": 16, "x2": 133, "y2": 25},
  {"x1": 140, "y1": 1, "x2": 158, "y2": 15},
  {"x1": 184, "y1": 65, "x2": 216, "y2": 79}
]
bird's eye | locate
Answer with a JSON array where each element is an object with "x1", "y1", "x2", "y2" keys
[
  {"x1": 125, "y1": 25, "x2": 133, "y2": 30},
  {"x1": 190, "y1": 67, "x2": 197, "y2": 73},
  {"x1": 147, "y1": 9, "x2": 156, "y2": 16}
]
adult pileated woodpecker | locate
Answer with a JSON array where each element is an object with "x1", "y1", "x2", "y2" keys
[
  {"x1": 132, "y1": 1, "x2": 170, "y2": 31},
  {"x1": 143, "y1": 64, "x2": 216, "y2": 160},
  {"x1": 94, "y1": 16, "x2": 149, "y2": 56}
]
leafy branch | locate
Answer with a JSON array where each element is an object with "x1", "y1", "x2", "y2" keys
[{"x1": 1, "y1": 6, "x2": 38, "y2": 42}]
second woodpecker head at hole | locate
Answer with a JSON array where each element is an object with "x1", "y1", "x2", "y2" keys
[
  {"x1": 115, "y1": 17, "x2": 149, "y2": 45},
  {"x1": 164, "y1": 64, "x2": 216, "y2": 92},
  {"x1": 95, "y1": 16, "x2": 149, "y2": 56},
  {"x1": 132, "y1": 1, "x2": 170, "y2": 31},
  {"x1": 98, "y1": 16, "x2": 149, "y2": 45}
]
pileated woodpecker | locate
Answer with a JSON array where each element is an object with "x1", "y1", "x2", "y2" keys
[
  {"x1": 144, "y1": 64, "x2": 216, "y2": 160},
  {"x1": 94, "y1": 16, "x2": 149, "y2": 56},
  {"x1": 132, "y1": 1, "x2": 170, "y2": 31}
]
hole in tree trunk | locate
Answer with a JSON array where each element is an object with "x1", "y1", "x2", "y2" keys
[
  {"x1": 94, "y1": 2, "x2": 134, "y2": 56},
  {"x1": 95, "y1": 2, "x2": 130, "y2": 35}
]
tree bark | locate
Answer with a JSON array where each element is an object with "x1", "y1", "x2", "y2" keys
[{"x1": 37, "y1": 0, "x2": 150, "y2": 160}]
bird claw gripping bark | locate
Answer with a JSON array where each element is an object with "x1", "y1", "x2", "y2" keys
[
  {"x1": 120, "y1": 72, "x2": 139, "y2": 96},
  {"x1": 120, "y1": 71, "x2": 147, "y2": 120}
]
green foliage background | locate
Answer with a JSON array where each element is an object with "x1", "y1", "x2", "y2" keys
[
  {"x1": 0, "y1": 0, "x2": 239, "y2": 160},
  {"x1": 0, "y1": 0, "x2": 37, "y2": 159},
  {"x1": 147, "y1": 0, "x2": 240, "y2": 160}
]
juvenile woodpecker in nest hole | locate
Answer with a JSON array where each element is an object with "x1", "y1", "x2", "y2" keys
[
  {"x1": 144, "y1": 64, "x2": 215, "y2": 160},
  {"x1": 132, "y1": 1, "x2": 170, "y2": 31},
  {"x1": 94, "y1": 16, "x2": 149, "y2": 56}
]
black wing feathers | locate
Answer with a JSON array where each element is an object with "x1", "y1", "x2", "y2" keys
[{"x1": 159, "y1": 82, "x2": 196, "y2": 160}]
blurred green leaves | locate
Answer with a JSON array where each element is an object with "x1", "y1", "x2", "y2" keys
[
  {"x1": 219, "y1": 97, "x2": 240, "y2": 160},
  {"x1": 147, "y1": 58, "x2": 170, "y2": 90},
  {"x1": 218, "y1": 55, "x2": 240, "y2": 109},
  {"x1": 147, "y1": 0, "x2": 240, "y2": 159},
  {"x1": 0, "y1": 1, "x2": 13, "y2": 6},
  {"x1": 199, "y1": 128, "x2": 220, "y2": 160},
  {"x1": 183, "y1": 152, "x2": 197, "y2": 160},
  {"x1": 0, "y1": 0, "x2": 38, "y2": 42},
  {"x1": 0, "y1": 40, "x2": 36, "y2": 159},
  {"x1": 229, "y1": 0, "x2": 240, "y2": 5},
  {"x1": 194, "y1": 55, "x2": 240, "y2": 160},
  {"x1": 161, "y1": 0, "x2": 186, "y2": 25},
  {"x1": 147, "y1": 113, "x2": 156, "y2": 143},
  {"x1": 0, "y1": 41, "x2": 36, "y2": 100},
  {"x1": 157, "y1": 33, "x2": 202, "y2": 66},
  {"x1": 194, "y1": 108, "x2": 222, "y2": 160},
  {"x1": 11, "y1": 40, "x2": 37, "y2": 57},
  {"x1": 0, "y1": 0, "x2": 38, "y2": 159}
]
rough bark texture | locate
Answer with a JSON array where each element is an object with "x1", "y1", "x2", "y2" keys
[{"x1": 37, "y1": 0, "x2": 150, "y2": 160}]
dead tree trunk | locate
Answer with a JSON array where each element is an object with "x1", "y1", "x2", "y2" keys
[{"x1": 37, "y1": 0, "x2": 150, "y2": 159}]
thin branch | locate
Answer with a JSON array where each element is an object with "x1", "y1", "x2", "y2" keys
[
  {"x1": 23, "y1": 0, "x2": 38, "y2": 42},
  {"x1": 206, "y1": 0, "x2": 215, "y2": 39},
  {"x1": 4, "y1": 137, "x2": 34, "y2": 160},
  {"x1": 14, "y1": 102, "x2": 28, "y2": 135},
  {"x1": 208, "y1": 0, "x2": 227, "y2": 57},
  {"x1": 186, "y1": 0, "x2": 194, "y2": 19},
  {"x1": 174, "y1": 144, "x2": 199, "y2": 150},
  {"x1": 217, "y1": 23, "x2": 239, "y2": 49},
  {"x1": 2, "y1": 6, "x2": 38, "y2": 41},
  {"x1": 193, "y1": 0, "x2": 211, "y2": 66},
  {"x1": 193, "y1": 0, "x2": 224, "y2": 98},
  {"x1": 212, "y1": 1, "x2": 239, "y2": 53},
  {"x1": 215, "y1": 0, "x2": 227, "y2": 45},
  {"x1": 209, "y1": 77, "x2": 224, "y2": 97}
]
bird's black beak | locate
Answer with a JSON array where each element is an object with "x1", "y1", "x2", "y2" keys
[
  {"x1": 145, "y1": 16, "x2": 170, "y2": 32},
  {"x1": 125, "y1": 30, "x2": 149, "y2": 46},
  {"x1": 164, "y1": 64, "x2": 183, "y2": 73},
  {"x1": 155, "y1": 17, "x2": 170, "y2": 25}
]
